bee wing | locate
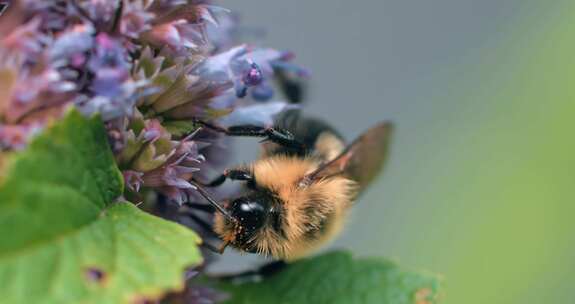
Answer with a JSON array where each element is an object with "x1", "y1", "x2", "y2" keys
[{"x1": 304, "y1": 122, "x2": 393, "y2": 194}]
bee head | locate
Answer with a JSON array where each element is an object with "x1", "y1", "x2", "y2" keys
[
  {"x1": 230, "y1": 196, "x2": 266, "y2": 239},
  {"x1": 215, "y1": 191, "x2": 278, "y2": 253}
]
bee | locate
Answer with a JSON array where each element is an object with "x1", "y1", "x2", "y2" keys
[{"x1": 191, "y1": 111, "x2": 392, "y2": 260}]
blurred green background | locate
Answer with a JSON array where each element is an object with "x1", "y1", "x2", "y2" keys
[{"x1": 220, "y1": 1, "x2": 575, "y2": 303}]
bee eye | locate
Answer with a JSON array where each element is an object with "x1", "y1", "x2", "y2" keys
[{"x1": 230, "y1": 197, "x2": 266, "y2": 236}]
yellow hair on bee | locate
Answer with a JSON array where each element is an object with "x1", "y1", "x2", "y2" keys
[
  {"x1": 248, "y1": 155, "x2": 357, "y2": 260},
  {"x1": 212, "y1": 119, "x2": 391, "y2": 261}
]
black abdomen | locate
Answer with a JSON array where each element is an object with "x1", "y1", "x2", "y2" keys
[{"x1": 270, "y1": 110, "x2": 344, "y2": 158}]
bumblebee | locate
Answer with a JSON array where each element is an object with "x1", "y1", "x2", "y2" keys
[{"x1": 192, "y1": 111, "x2": 392, "y2": 260}]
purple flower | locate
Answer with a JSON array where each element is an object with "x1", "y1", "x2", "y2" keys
[
  {"x1": 0, "y1": 5, "x2": 313, "y2": 303},
  {"x1": 48, "y1": 23, "x2": 95, "y2": 68},
  {"x1": 2, "y1": 1, "x2": 311, "y2": 300},
  {"x1": 20, "y1": 0, "x2": 82, "y2": 32},
  {"x1": 1, "y1": 18, "x2": 50, "y2": 60},
  {"x1": 192, "y1": 45, "x2": 257, "y2": 98},
  {"x1": 48, "y1": 25, "x2": 150, "y2": 121},
  {"x1": 120, "y1": 3, "x2": 154, "y2": 39},
  {"x1": 116, "y1": 116, "x2": 173, "y2": 170},
  {"x1": 0, "y1": 123, "x2": 42, "y2": 151},
  {"x1": 242, "y1": 61, "x2": 263, "y2": 86},
  {"x1": 88, "y1": 33, "x2": 131, "y2": 96},
  {"x1": 138, "y1": 131, "x2": 206, "y2": 205},
  {"x1": 191, "y1": 45, "x2": 307, "y2": 102},
  {"x1": 0, "y1": 55, "x2": 75, "y2": 124},
  {"x1": 123, "y1": 170, "x2": 144, "y2": 193},
  {"x1": 81, "y1": 0, "x2": 119, "y2": 29},
  {"x1": 118, "y1": 117, "x2": 207, "y2": 205},
  {"x1": 141, "y1": 4, "x2": 228, "y2": 54},
  {"x1": 144, "y1": 20, "x2": 206, "y2": 51}
]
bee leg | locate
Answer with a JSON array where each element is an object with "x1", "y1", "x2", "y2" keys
[
  {"x1": 217, "y1": 261, "x2": 287, "y2": 282},
  {"x1": 200, "y1": 241, "x2": 224, "y2": 254},
  {"x1": 203, "y1": 174, "x2": 227, "y2": 187},
  {"x1": 194, "y1": 120, "x2": 305, "y2": 152},
  {"x1": 226, "y1": 125, "x2": 304, "y2": 151},
  {"x1": 256, "y1": 260, "x2": 287, "y2": 277},
  {"x1": 203, "y1": 169, "x2": 254, "y2": 187}
]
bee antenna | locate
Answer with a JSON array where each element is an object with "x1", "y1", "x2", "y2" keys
[{"x1": 190, "y1": 181, "x2": 236, "y2": 223}]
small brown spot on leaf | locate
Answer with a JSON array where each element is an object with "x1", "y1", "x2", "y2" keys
[
  {"x1": 414, "y1": 288, "x2": 433, "y2": 304},
  {"x1": 85, "y1": 267, "x2": 106, "y2": 284}
]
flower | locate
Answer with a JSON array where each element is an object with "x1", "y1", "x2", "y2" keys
[
  {"x1": 120, "y1": 3, "x2": 154, "y2": 39},
  {"x1": 141, "y1": 3, "x2": 229, "y2": 54},
  {"x1": 193, "y1": 44, "x2": 308, "y2": 102},
  {"x1": 1, "y1": 17, "x2": 50, "y2": 60},
  {"x1": 75, "y1": 33, "x2": 151, "y2": 120},
  {"x1": 0, "y1": 2, "x2": 309, "y2": 216},
  {"x1": 0, "y1": 50, "x2": 75, "y2": 125},
  {"x1": 122, "y1": 170, "x2": 144, "y2": 193},
  {"x1": 0, "y1": 123, "x2": 42, "y2": 151},
  {"x1": 116, "y1": 114, "x2": 206, "y2": 205},
  {"x1": 137, "y1": 133, "x2": 206, "y2": 205},
  {"x1": 48, "y1": 23, "x2": 95, "y2": 68},
  {"x1": 1, "y1": 0, "x2": 307, "y2": 136},
  {"x1": 0, "y1": 0, "x2": 310, "y2": 300}
]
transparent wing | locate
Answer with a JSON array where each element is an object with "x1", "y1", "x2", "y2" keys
[{"x1": 304, "y1": 122, "x2": 393, "y2": 195}]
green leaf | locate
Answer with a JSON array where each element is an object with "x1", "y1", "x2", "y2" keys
[
  {"x1": 218, "y1": 251, "x2": 442, "y2": 304},
  {"x1": 0, "y1": 110, "x2": 202, "y2": 304}
]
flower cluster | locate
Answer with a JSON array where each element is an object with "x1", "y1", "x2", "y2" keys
[
  {"x1": 0, "y1": 2, "x2": 307, "y2": 301},
  {"x1": 0, "y1": 0, "x2": 306, "y2": 204}
]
